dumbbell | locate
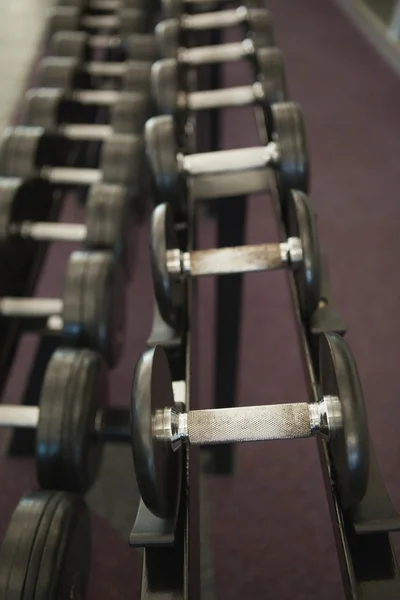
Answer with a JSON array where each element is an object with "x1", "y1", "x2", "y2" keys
[
  {"x1": 162, "y1": 0, "x2": 262, "y2": 19},
  {"x1": 151, "y1": 48, "x2": 287, "y2": 137},
  {"x1": 0, "y1": 347, "x2": 129, "y2": 492},
  {"x1": 0, "y1": 178, "x2": 131, "y2": 277},
  {"x1": 50, "y1": 30, "x2": 157, "y2": 62},
  {"x1": 48, "y1": 6, "x2": 148, "y2": 37},
  {"x1": 23, "y1": 87, "x2": 149, "y2": 135},
  {"x1": 145, "y1": 106, "x2": 309, "y2": 211},
  {"x1": 131, "y1": 333, "x2": 369, "y2": 519},
  {"x1": 36, "y1": 56, "x2": 151, "y2": 93},
  {"x1": 0, "y1": 490, "x2": 90, "y2": 599},
  {"x1": 0, "y1": 251, "x2": 124, "y2": 367},
  {"x1": 151, "y1": 192, "x2": 320, "y2": 328},
  {"x1": 156, "y1": 12, "x2": 273, "y2": 61},
  {"x1": 0, "y1": 126, "x2": 144, "y2": 200}
]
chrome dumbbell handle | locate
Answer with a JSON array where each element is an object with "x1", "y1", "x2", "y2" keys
[
  {"x1": 154, "y1": 396, "x2": 342, "y2": 447},
  {"x1": 166, "y1": 240, "x2": 303, "y2": 277},
  {"x1": 71, "y1": 89, "x2": 123, "y2": 105},
  {"x1": 41, "y1": 166, "x2": 103, "y2": 186},
  {"x1": 0, "y1": 298, "x2": 63, "y2": 319},
  {"x1": 180, "y1": 7, "x2": 248, "y2": 30},
  {"x1": 181, "y1": 142, "x2": 280, "y2": 177},
  {"x1": 9, "y1": 222, "x2": 87, "y2": 242},
  {"x1": 178, "y1": 39, "x2": 254, "y2": 65},
  {"x1": 58, "y1": 123, "x2": 113, "y2": 141},
  {"x1": 182, "y1": 82, "x2": 263, "y2": 111}
]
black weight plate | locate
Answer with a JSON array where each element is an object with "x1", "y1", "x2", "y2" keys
[
  {"x1": 124, "y1": 34, "x2": 157, "y2": 62},
  {"x1": 63, "y1": 251, "x2": 126, "y2": 367},
  {"x1": 49, "y1": 31, "x2": 87, "y2": 60},
  {"x1": 161, "y1": 0, "x2": 181, "y2": 18},
  {"x1": 155, "y1": 20, "x2": 180, "y2": 60},
  {"x1": 36, "y1": 350, "x2": 75, "y2": 491},
  {"x1": 47, "y1": 7, "x2": 80, "y2": 38},
  {"x1": 131, "y1": 345, "x2": 181, "y2": 518},
  {"x1": 285, "y1": 190, "x2": 321, "y2": 319},
  {"x1": 319, "y1": 332, "x2": 369, "y2": 509},
  {"x1": 118, "y1": 8, "x2": 147, "y2": 34},
  {"x1": 101, "y1": 134, "x2": 144, "y2": 199},
  {"x1": 151, "y1": 59, "x2": 179, "y2": 116},
  {"x1": 150, "y1": 203, "x2": 184, "y2": 328},
  {"x1": 36, "y1": 57, "x2": 78, "y2": 91},
  {"x1": 0, "y1": 127, "x2": 43, "y2": 179},
  {"x1": 247, "y1": 9, "x2": 275, "y2": 48},
  {"x1": 23, "y1": 89, "x2": 63, "y2": 130},
  {"x1": 34, "y1": 493, "x2": 90, "y2": 600},
  {"x1": 0, "y1": 491, "x2": 51, "y2": 598},
  {"x1": 271, "y1": 101, "x2": 309, "y2": 194},
  {"x1": 85, "y1": 183, "x2": 131, "y2": 278},
  {"x1": 145, "y1": 115, "x2": 181, "y2": 210},
  {"x1": 121, "y1": 60, "x2": 152, "y2": 92},
  {"x1": 57, "y1": 0, "x2": 86, "y2": 8},
  {"x1": 111, "y1": 93, "x2": 149, "y2": 134},
  {"x1": 0, "y1": 490, "x2": 90, "y2": 600},
  {"x1": 21, "y1": 493, "x2": 63, "y2": 600},
  {"x1": 256, "y1": 47, "x2": 288, "y2": 138},
  {"x1": 61, "y1": 349, "x2": 107, "y2": 493}
]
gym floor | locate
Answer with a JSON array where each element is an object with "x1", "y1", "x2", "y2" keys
[{"x1": 1, "y1": 1, "x2": 400, "y2": 599}]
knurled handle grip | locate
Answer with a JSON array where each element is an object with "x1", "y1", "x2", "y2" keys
[{"x1": 186, "y1": 404, "x2": 311, "y2": 445}]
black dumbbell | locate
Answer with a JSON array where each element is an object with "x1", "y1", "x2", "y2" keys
[
  {"x1": 0, "y1": 251, "x2": 124, "y2": 366},
  {"x1": 0, "y1": 126, "x2": 144, "y2": 200},
  {"x1": 161, "y1": 0, "x2": 261, "y2": 18},
  {"x1": 131, "y1": 333, "x2": 370, "y2": 519},
  {"x1": 50, "y1": 30, "x2": 157, "y2": 62},
  {"x1": 36, "y1": 56, "x2": 151, "y2": 94},
  {"x1": 0, "y1": 490, "x2": 90, "y2": 599},
  {"x1": 151, "y1": 192, "x2": 320, "y2": 327},
  {"x1": 151, "y1": 48, "x2": 287, "y2": 137},
  {"x1": 47, "y1": 6, "x2": 147, "y2": 37},
  {"x1": 145, "y1": 105, "x2": 309, "y2": 211},
  {"x1": 0, "y1": 178, "x2": 131, "y2": 277},
  {"x1": 156, "y1": 11, "x2": 273, "y2": 61},
  {"x1": 0, "y1": 348, "x2": 131, "y2": 492},
  {"x1": 23, "y1": 87, "x2": 149, "y2": 135}
]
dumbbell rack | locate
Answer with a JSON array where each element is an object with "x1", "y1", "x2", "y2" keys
[
  {"x1": 132, "y1": 7, "x2": 400, "y2": 600},
  {"x1": 0, "y1": 0, "x2": 398, "y2": 598}
]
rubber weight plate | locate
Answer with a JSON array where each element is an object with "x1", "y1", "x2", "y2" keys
[
  {"x1": 111, "y1": 93, "x2": 150, "y2": 135},
  {"x1": 155, "y1": 20, "x2": 180, "y2": 60},
  {"x1": 121, "y1": 61, "x2": 152, "y2": 92},
  {"x1": 131, "y1": 345, "x2": 182, "y2": 519},
  {"x1": 85, "y1": 183, "x2": 131, "y2": 278},
  {"x1": 36, "y1": 57, "x2": 78, "y2": 90},
  {"x1": 0, "y1": 127, "x2": 41, "y2": 179},
  {"x1": 145, "y1": 115, "x2": 182, "y2": 211},
  {"x1": 270, "y1": 102, "x2": 309, "y2": 194},
  {"x1": 23, "y1": 89, "x2": 63, "y2": 130},
  {"x1": 49, "y1": 31, "x2": 87, "y2": 60},
  {"x1": 256, "y1": 48, "x2": 288, "y2": 137},
  {"x1": 62, "y1": 251, "x2": 126, "y2": 367},
  {"x1": 247, "y1": 9, "x2": 275, "y2": 48},
  {"x1": 150, "y1": 202, "x2": 185, "y2": 328},
  {"x1": 151, "y1": 59, "x2": 180, "y2": 116},
  {"x1": 124, "y1": 34, "x2": 158, "y2": 62},
  {"x1": 100, "y1": 134, "x2": 144, "y2": 199},
  {"x1": 37, "y1": 348, "x2": 107, "y2": 493},
  {"x1": 320, "y1": 332, "x2": 369, "y2": 509},
  {"x1": 285, "y1": 190, "x2": 321, "y2": 319},
  {"x1": 0, "y1": 490, "x2": 90, "y2": 599}
]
